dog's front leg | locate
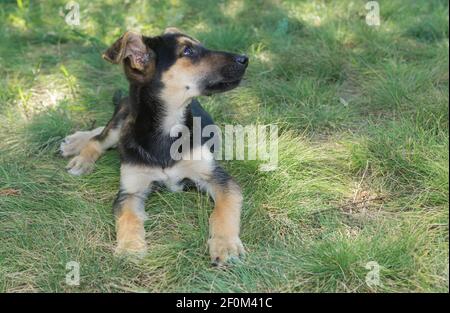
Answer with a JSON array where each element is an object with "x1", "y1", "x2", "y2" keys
[
  {"x1": 207, "y1": 167, "x2": 245, "y2": 266},
  {"x1": 113, "y1": 164, "x2": 153, "y2": 256}
]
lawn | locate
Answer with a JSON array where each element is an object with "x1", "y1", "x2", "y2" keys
[{"x1": 0, "y1": 0, "x2": 448, "y2": 292}]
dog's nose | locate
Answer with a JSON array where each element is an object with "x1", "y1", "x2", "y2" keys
[{"x1": 235, "y1": 54, "x2": 249, "y2": 66}]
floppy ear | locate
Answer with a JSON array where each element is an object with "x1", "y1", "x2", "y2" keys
[
  {"x1": 164, "y1": 27, "x2": 182, "y2": 35},
  {"x1": 102, "y1": 31, "x2": 155, "y2": 81}
]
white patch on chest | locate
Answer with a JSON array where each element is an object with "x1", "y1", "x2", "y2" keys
[
  {"x1": 121, "y1": 145, "x2": 215, "y2": 194},
  {"x1": 159, "y1": 61, "x2": 202, "y2": 134},
  {"x1": 161, "y1": 103, "x2": 187, "y2": 134}
]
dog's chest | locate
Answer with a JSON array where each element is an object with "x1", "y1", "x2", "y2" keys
[
  {"x1": 126, "y1": 144, "x2": 215, "y2": 192},
  {"x1": 147, "y1": 163, "x2": 190, "y2": 191}
]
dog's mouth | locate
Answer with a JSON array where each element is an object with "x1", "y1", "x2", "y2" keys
[{"x1": 203, "y1": 78, "x2": 242, "y2": 95}]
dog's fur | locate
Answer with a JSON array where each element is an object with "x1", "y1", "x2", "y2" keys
[{"x1": 60, "y1": 28, "x2": 248, "y2": 266}]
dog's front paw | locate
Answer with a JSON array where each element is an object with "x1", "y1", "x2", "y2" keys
[
  {"x1": 114, "y1": 234, "x2": 147, "y2": 258},
  {"x1": 66, "y1": 155, "x2": 94, "y2": 176},
  {"x1": 115, "y1": 210, "x2": 147, "y2": 258},
  {"x1": 114, "y1": 240, "x2": 147, "y2": 258},
  {"x1": 208, "y1": 236, "x2": 245, "y2": 267}
]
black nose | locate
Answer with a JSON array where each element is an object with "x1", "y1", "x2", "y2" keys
[{"x1": 235, "y1": 54, "x2": 249, "y2": 66}]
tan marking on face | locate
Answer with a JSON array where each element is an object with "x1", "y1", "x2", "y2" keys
[
  {"x1": 159, "y1": 33, "x2": 230, "y2": 111},
  {"x1": 160, "y1": 56, "x2": 216, "y2": 132},
  {"x1": 160, "y1": 36, "x2": 224, "y2": 109},
  {"x1": 161, "y1": 57, "x2": 210, "y2": 95}
]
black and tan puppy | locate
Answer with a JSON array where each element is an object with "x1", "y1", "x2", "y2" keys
[{"x1": 60, "y1": 28, "x2": 248, "y2": 266}]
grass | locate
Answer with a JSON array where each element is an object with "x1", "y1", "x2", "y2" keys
[{"x1": 0, "y1": 0, "x2": 448, "y2": 292}]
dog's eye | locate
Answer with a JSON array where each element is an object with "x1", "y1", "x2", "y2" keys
[{"x1": 182, "y1": 46, "x2": 194, "y2": 57}]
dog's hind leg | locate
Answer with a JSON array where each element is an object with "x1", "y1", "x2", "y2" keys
[
  {"x1": 64, "y1": 123, "x2": 122, "y2": 175},
  {"x1": 60, "y1": 127, "x2": 105, "y2": 158},
  {"x1": 61, "y1": 94, "x2": 129, "y2": 176}
]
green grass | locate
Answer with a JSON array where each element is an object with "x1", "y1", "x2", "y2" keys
[{"x1": 0, "y1": 0, "x2": 448, "y2": 292}]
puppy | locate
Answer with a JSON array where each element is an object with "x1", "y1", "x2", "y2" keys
[{"x1": 60, "y1": 27, "x2": 249, "y2": 266}]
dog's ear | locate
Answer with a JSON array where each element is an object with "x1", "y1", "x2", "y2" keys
[
  {"x1": 103, "y1": 31, "x2": 155, "y2": 82},
  {"x1": 164, "y1": 27, "x2": 182, "y2": 35}
]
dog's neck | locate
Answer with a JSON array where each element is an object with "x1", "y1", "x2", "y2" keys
[
  {"x1": 159, "y1": 85, "x2": 193, "y2": 134},
  {"x1": 129, "y1": 83, "x2": 193, "y2": 135}
]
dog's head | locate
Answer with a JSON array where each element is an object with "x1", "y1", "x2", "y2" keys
[{"x1": 103, "y1": 28, "x2": 248, "y2": 99}]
